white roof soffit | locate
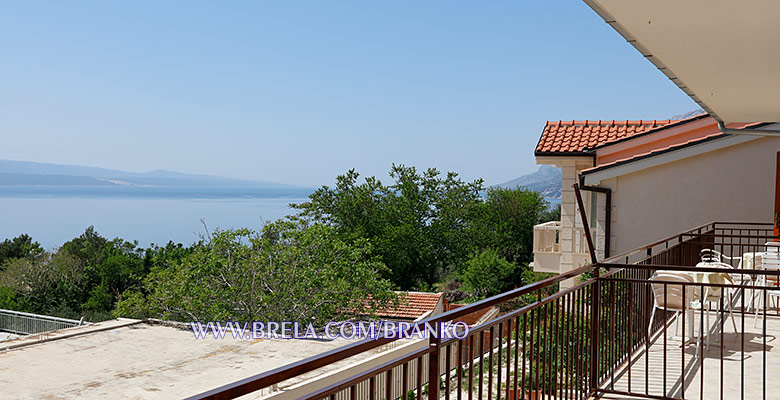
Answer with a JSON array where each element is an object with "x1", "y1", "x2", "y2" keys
[{"x1": 583, "y1": 0, "x2": 780, "y2": 126}]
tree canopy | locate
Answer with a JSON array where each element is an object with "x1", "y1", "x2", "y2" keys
[
  {"x1": 116, "y1": 220, "x2": 398, "y2": 325},
  {"x1": 294, "y1": 164, "x2": 484, "y2": 289},
  {"x1": 294, "y1": 165, "x2": 556, "y2": 291}
]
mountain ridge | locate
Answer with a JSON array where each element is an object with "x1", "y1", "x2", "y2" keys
[
  {"x1": 0, "y1": 159, "x2": 295, "y2": 188},
  {"x1": 495, "y1": 165, "x2": 561, "y2": 198}
]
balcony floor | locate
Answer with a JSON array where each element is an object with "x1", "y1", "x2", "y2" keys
[{"x1": 600, "y1": 309, "x2": 780, "y2": 399}]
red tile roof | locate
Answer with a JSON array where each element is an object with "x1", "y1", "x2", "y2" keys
[
  {"x1": 535, "y1": 119, "x2": 681, "y2": 154},
  {"x1": 376, "y1": 291, "x2": 444, "y2": 320}
]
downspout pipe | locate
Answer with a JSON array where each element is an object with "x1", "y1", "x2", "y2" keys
[
  {"x1": 717, "y1": 121, "x2": 780, "y2": 136},
  {"x1": 577, "y1": 176, "x2": 611, "y2": 259}
]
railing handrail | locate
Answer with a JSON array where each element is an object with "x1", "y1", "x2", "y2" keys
[
  {"x1": 534, "y1": 220, "x2": 561, "y2": 229},
  {"x1": 0, "y1": 309, "x2": 87, "y2": 326}
]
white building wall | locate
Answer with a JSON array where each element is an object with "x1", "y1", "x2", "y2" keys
[{"x1": 599, "y1": 136, "x2": 779, "y2": 255}]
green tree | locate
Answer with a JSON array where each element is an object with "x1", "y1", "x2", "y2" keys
[
  {"x1": 116, "y1": 219, "x2": 399, "y2": 326},
  {"x1": 470, "y1": 187, "x2": 550, "y2": 267},
  {"x1": 57, "y1": 227, "x2": 146, "y2": 319},
  {"x1": 0, "y1": 234, "x2": 43, "y2": 268},
  {"x1": 0, "y1": 251, "x2": 85, "y2": 317},
  {"x1": 294, "y1": 165, "x2": 484, "y2": 289},
  {"x1": 461, "y1": 249, "x2": 518, "y2": 297},
  {"x1": 540, "y1": 203, "x2": 561, "y2": 224}
]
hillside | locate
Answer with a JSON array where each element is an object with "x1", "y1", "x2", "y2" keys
[
  {"x1": 0, "y1": 159, "x2": 293, "y2": 188},
  {"x1": 495, "y1": 165, "x2": 561, "y2": 198}
]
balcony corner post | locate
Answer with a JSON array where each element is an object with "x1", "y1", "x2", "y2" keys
[{"x1": 590, "y1": 263, "x2": 601, "y2": 396}]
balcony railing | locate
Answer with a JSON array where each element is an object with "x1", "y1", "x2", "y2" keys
[
  {"x1": 533, "y1": 221, "x2": 591, "y2": 255},
  {"x1": 0, "y1": 309, "x2": 88, "y2": 335},
  {"x1": 186, "y1": 221, "x2": 779, "y2": 400}
]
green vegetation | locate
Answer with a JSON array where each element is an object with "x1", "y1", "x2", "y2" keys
[
  {"x1": 0, "y1": 165, "x2": 559, "y2": 324},
  {"x1": 116, "y1": 220, "x2": 399, "y2": 325}
]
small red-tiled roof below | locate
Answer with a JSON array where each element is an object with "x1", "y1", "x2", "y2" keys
[
  {"x1": 535, "y1": 119, "x2": 680, "y2": 154},
  {"x1": 375, "y1": 291, "x2": 444, "y2": 320}
]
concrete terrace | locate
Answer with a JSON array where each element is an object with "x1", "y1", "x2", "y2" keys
[{"x1": 0, "y1": 319, "x2": 389, "y2": 399}]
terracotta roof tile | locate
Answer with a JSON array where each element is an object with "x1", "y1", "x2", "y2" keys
[
  {"x1": 535, "y1": 119, "x2": 680, "y2": 154},
  {"x1": 375, "y1": 291, "x2": 443, "y2": 319}
]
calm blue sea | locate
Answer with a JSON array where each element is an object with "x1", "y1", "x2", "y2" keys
[
  {"x1": 0, "y1": 187, "x2": 563, "y2": 250},
  {"x1": 0, "y1": 187, "x2": 314, "y2": 249}
]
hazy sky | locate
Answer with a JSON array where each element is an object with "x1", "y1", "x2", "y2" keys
[{"x1": 0, "y1": 1, "x2": 697, "y2": 187}]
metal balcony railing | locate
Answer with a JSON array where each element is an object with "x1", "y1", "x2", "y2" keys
[{"x1": 0, "y1": 309, "x2": 88, "y2": 336}]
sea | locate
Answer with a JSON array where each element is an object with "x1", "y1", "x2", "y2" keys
[
  {"x1": 0, "y1": 186, "x2": 563, "y2": 250},
  {"x1": 0, "y1": 187, "x2": 315, "y2": 249}
]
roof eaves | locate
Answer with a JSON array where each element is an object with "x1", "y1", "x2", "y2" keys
[
  {"x1": 534, "y1": 150, "x2": 595, "y2": 157},
  {"x1": 588, "y1": 113, "x2": 711, "y2": 151},
  {"x1": 580, "y1": 133, "x2": 731, "y2": 176}
]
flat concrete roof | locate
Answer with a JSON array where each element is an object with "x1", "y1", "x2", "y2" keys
[{"x1": 0, "y1": 319, "x2": 382, "y2": 399}]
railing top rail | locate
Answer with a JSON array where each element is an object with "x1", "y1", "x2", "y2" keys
[
  {"x1": 534, "y1": 221, "x2": 562, "y2": 229},
  {"x1": 0, "y1": 309, "x2": 87, "y2": 325},
  {"x1": 711, "y1": 221, "x2": 774, "y2": 227},
  {"x1": 597, "y1": 262, "x2": 780, "y2": 275}
]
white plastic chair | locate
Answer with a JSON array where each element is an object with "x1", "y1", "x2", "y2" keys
[
  {"x1": 753, "y1": 242, "x2": 780, "y2": 327},
  {"x1": 700, "y1": 248, "x2": 743, "y2": 269},
  {"x1": 649, "y1": 272, "x2": 699, "y2": 352},
  {"x1": 694, "y1": 261, "x2": 739, "y2": 343}
]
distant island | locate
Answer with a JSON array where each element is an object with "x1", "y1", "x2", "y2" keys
[
  {"x1": 0, "y1": 158, "x2": 563, "y2": 201},
  {"x1": 495, "y1": 165, "x2": 561, "y2": 199},
  {"x1": 0, "y1": 159, "x2": 295, "y2": 188}
]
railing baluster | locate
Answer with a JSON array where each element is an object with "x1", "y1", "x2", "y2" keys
[
  {"x1": 478, "y1": 330, "x2": 484, "y2": 400},
  {"x1": 741, "y1": 286, "x2": 745, "y2": 400},
  {"x1": 445, "y1": 343, "x2": 451, "y2": 400},
  {"x1": 403, "y1": 362, "x2": 409, "y2": 400},
  {"x1": 700, "y1": 283, "x2": 705, "y2": 400},
  {"x1": 627, "y1": 281, "x2": 633, "y2": 393},
  {"x1": 496, "y1": 323, "x2": 502, "y2": 400},
  {"x1": 468, "y1": 334, "x2": 474, "y2": 400},
  {"x1": 457, "y1": 340, "x2": 462, "y2": 400},
  {"x1": 663, "y1": 283, "x2": 668, "y2": 397},
  {"x1": 720, "y1": 294, "x2": 724, "y2": 400},
  {"x1": 519, "y1": 314, "x2": 525, "y2": 400},
  {"x1": 488, "y1": 327, "x2": 493, "y2": 400},
  {"x1": 506, "y1": 318, "x2": 512, "y2": 400},
  {"x1": 386, "y1": 366, "x2": 393, "y2": 400},
  {"x1": 681, "y1": 284, "x2": 686, "y2": 399},
  {"x1": 417, "y1": 356, "x2": 423, "y2": 400}
]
